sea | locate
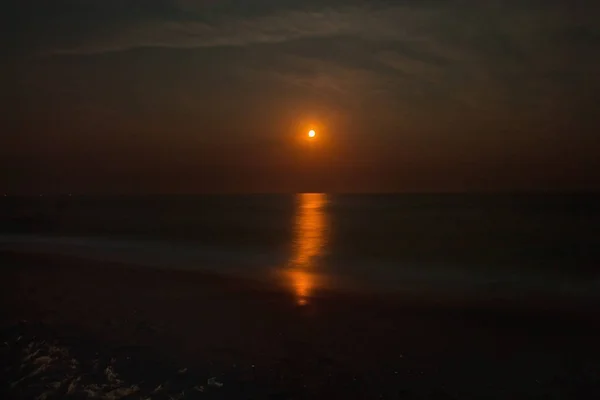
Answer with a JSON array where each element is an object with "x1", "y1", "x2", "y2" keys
[{"x1": 1, "y1": 194, "x2": 599, "y2": 303}]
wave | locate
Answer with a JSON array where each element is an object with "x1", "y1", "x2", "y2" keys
[{"x1": 1, "y1": 234, "x2": 598, "y2": 301}]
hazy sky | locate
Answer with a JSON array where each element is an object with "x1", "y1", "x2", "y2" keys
[{"x1": 3, "y1": 0, "x2": 600, "y2": 192}]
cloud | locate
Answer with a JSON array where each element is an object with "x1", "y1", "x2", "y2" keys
[
  {"x1": 43, "y1": 6, "x2": 412, "y2": 55},
  {"x1": 40, "y1": 2, "x2": 599, "y2": 82},
  {"x1": 36, "y1": 1, "x2": 597, "y2": 57},
  {"x1": 17, "y1": 1, "x2": 600, "y2": 123}
]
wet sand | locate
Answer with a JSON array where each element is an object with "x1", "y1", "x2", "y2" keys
[{"x1": 2, "y1": 250, "x2": 599, "y2": 399}]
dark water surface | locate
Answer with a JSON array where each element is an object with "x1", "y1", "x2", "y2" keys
[{"x1": 1, "y1": 194, "x2": 599, "y2": 304}]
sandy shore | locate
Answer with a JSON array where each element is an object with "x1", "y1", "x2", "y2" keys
[{"x1": 2, "y1": 250, "x2": 600, "y2": 399}]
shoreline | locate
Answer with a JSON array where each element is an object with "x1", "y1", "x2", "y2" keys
[
  {"x1": 2, "y1": 232, "x2": 599, "y2": 298},
  {"x1": 2, "y1": 246, "x2": 599, "y2": 316},
  {"x1": 2, "y1": 250, "x2": 600, "y2": 398}
]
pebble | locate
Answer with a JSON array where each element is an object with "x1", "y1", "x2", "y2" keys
[{"x1": 207, "y1": 377, "x2": 223, "y2": 388}]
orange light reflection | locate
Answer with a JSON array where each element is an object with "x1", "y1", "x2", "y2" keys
[{"x1": 285, "y1": 193, "x2": 328, "y2": 306}]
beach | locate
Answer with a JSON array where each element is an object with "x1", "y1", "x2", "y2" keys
[
  {"x1": 7, "y1": 0, "x2": 600, "y2": 396},
  {"x1": 2, "y1": 250, "x2": 599, "y2": 399}
]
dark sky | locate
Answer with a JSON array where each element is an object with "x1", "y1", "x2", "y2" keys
[{"x1": 3, "y1": 0, "x2": 600, "y2": 193}]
